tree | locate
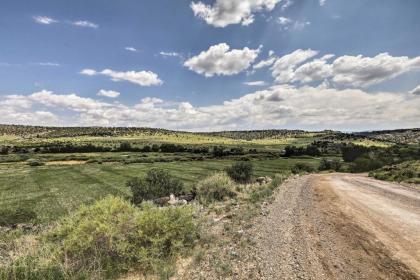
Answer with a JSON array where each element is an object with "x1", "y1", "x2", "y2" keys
[
  {"x1": 127, "y1": 168, "x2": 183, "y2": 204},
  {"x1": 226, "y1": 161, "x2": 253, "y2": 183}
]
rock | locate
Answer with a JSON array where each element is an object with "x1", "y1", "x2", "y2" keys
[
  {"x1": 256, "y1": 176, "x2": 273, "y2": 185},
  {"x1": 153, "y1": 196, "x2": 170, "y2": 206},
  {"x1": 179, "y1": 192, "x2": 196, "y2": 202}
]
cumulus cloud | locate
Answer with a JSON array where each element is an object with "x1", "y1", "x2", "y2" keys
[
  {"x1": 125, "y1": 47, "x2": 138, "y2": 52},
  {"x1": 97, "y1": 89, "x2": 120, "y2": 98},
  {"x1": 80, "y1": 69, "x2": 163, "y2": 86},
  {"x1": 269, "y1": 50, "x2": 420, "y2": 87},
  {"x1": 409, "y1": 85, "x2": 420, "y2": 95},
  {"x1": 30, "y1": 90, "x2": 106, "y2": 111},
  {"x1": 244, "y1": 81, "x2": 267, "y2": 86},
  {"x1": 184, "y1": 43, "x2": 260, "y2": 77},
  {"x1": 33, "y1": 16, "x2": 58, "y2": 25},
  {"x1": 271, "y1": 49, "x2": 318, "y2": 83},
  {"x1": 253, "y1": 51, "x2": 276, "y2": 69},
  {"x1": 319, "y1": 0, "x2": 327, "y2": 6},
  {"x1": 2, "y1": 86, "x2": 419, "y2": 130},
  {"x1": 190, "y1": 0, "x2": 282, "y2": 27},
  {"x1": 331, "y1": 53, "x2": 420, "y2": 87},
  {"x1": 71, "y1": 20, "x2": 99, "y2": 29}
]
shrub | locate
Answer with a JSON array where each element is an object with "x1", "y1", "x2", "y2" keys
[
  {"x1": 226, "y1": 161, "x2": 253, "y2": 183},
  {"x1": 27, "y1": 159, "x2": 45, "y2": 166},
  {"x1": 0, "y1": 207, "x2": 37, "y2": 226},
  {"x1": 291, "y1": 162, "x2": 315, "y2": 174},
  {"x1": 341, "y1": 144, "x2": 371, "y2": 162},
  {"x1": 127, "y1": 168, "x2": 183, "y2": 204},
  {"x1": 351, "y1": 156, "x2": 384, "y2": 172},
  {"x1": 53, "y1": 197, "x2": 197, "y2": 277},
  {"x1": 248, "y1": 173, "x2": 288, "y2": 203},
  {"x1": 2, "y1": 196, "x2": 199, "y2": 279},
  {"x1": 196, "y1": 173, "x2": 236, "y2": 204},
  {"x1": 118, "y1": 141, "x2": 133, "y2": 152},
  {"x1": 318, "y1": 158, "x2": 342, "y2": 171}
]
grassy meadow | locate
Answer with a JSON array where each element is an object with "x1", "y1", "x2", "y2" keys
[{"x1": 0, "y1": 156, "x2": 320, "y2": 223}]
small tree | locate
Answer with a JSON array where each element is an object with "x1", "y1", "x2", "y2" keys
[
  {"x1": 127, "y1": 168, "x2": 183, "y2": 204},
  {"x1": 319, "y1": 158, "x2": 342, "y2": 171},
  {"x1": 291, "y1": 162, "x2": 315, "y2": 174},
  {"x1": 226, "y1": 161, "x2": 253, "y2": 183},
  {"x1": 119, "y1": 142, "x2": 132, "y2": 152}
]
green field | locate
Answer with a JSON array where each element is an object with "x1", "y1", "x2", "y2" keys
[
  {"x1": 0, "y1": 157, "x2": 320, "y2": 223},
  {"x1": 0, "y1": 125, "x2": 402, "y2": 226}
]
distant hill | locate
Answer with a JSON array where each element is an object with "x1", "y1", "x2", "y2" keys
[
  {"x1": 0, "y1": 124, "x2": 418, "y2": 144},
  {"x1": 0, "y1": 124, "x2": 184, "y2": 138},
  {"x1": 355, "y1": 129, "x2": 420, "y2": 144}
]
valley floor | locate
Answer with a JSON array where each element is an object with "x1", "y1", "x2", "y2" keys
[{"x1": 254, "y1": 174, "x2": 420, "y2": 280}]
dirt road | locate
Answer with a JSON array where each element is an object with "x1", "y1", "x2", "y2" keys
[{"x1": 255, "y1": 173, "x2": 420, "y2": 280}]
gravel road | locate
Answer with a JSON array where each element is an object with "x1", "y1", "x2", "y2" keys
[{"x1": 255, "y1": 173, "x2": 420, "y2": 280}]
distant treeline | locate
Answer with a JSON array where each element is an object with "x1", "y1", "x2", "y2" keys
[
  {"x1": 200, "y1": 129, "x2": 315, "y2": 140},
  {"x1": 0, "y1": 124, "x2": 185, "y2": 138},
  {"x1": 0, "y1": 142, "x2": 264, "y2": 158}
]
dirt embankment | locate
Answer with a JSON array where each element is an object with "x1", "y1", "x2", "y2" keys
[{"x1": 254, "y1": 173, "x2": 420, "y2": 280}]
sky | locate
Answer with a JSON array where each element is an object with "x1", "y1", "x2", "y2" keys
[{"x1": 0, "y1": 0, "x2": 420, "y2": 131}]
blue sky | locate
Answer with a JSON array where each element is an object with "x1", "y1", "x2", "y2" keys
[{"x1": 1, "y1": 0, "x2": 420, "y2": 131}]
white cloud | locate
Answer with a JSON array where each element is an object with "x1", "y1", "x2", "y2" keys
[
  {"x1": 125, "y1": 47, "x2": 138, "y2": 52},
  {"x1": 244, "y1": 81, "x2": 267, "y2": 86},
  {"x1": 80, "y1": 69, "x2": 163, "y2": 86},
  {"x1": 97, "y1": 89, "x2": 120, "y2": 98},
  {"x1": 253, "y1": 51, "x2": 279, "y2": 71},
  {"x1": 278, "y1": 16, "x2": 291, "y2": 25},
  {"x1": 184, "y1": 43, "x2": 260, "y2": 77},
  {"x1": 37, "y1": 62, "x2": 60, "y2": 67},
  {"x1": 292, "y1": 54, "x2": 334, "y2": 83},
  {"x1": 190, "y1": 0, "x2": 282, "y2": 27},
  {"x1": 271, "y1": 49, "x2": 318, "y2": 83},
  {"x1": 409, "y1": 85, "x2": 420, "y2": 95},
  {"x1": 277, "y1": 17, "x2": 310, "y2": 31},
  {"x1": 71, "y1": 20, "x2": 99, "y2": 29},
  {"x1": 269, "y1": 50, "x2": 420, "y2": 87},
  {"x1": 319, "y1": 0, "x2": 327, "y2": 6},
  {"x1": 80, "y1": 69, "x2": 97, "y2": 76},
  {"x1": 2, "y1": 86, "x2": 419, "y2": 130},
  {"x1": 331, "y1": 53, "x2": 420, "y2": 87},
  {"x1": 281, "y1": 0, "x2": 293, "y2": 10},
  {"x1": 160, "y1": 51, "x2": 181, "y2": 58},
  {"x1": 30, "y1": 90, "x2": 106, "y2": 111},
  {"x1": 33, "y1": 16, "x2": 58, "y2": 25}
]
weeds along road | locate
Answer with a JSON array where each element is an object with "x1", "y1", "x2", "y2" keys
[{"x1": 254, "y1": 173, "x2": 420, "y2": 280}]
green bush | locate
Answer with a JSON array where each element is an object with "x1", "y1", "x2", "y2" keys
[
  {"x1": 2, "y1": 196, "x2": 199, "y2": 279},
  {"x1": 0, "y1": 207, "x2": 37, "y2": 226},
  {"x1": 248, "y1": 174, "x2": 288, "y2": 203},
  {"x1": 196, "y1": 173, "x2": 236, "y2": 204},
  {"x1": 318, "y1": 158, "x2": 342, "y2": 171},
  {"x1": 26, "y1": 159, "x2": 45, "y2": 167},
  {"x1": 225, "y1": 161, "x2": 253, "y2": 183},
  {"x1": 351, "y1": 156, "x2": 384, "y2": 172},
  {"x1": 291, "y1": 162, "x2": 315, "y2": 174},
  {"x1": 127, "y1": 168, "x2": 183, "y2": 204}
]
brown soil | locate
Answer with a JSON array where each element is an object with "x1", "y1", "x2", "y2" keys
[{"x1": 255, "y1": 173, "x2": 420, "y2": 280}]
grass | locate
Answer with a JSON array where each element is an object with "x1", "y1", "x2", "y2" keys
[{"x1": 0, "y1": 157, "x2": 320, "y2": 224}]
